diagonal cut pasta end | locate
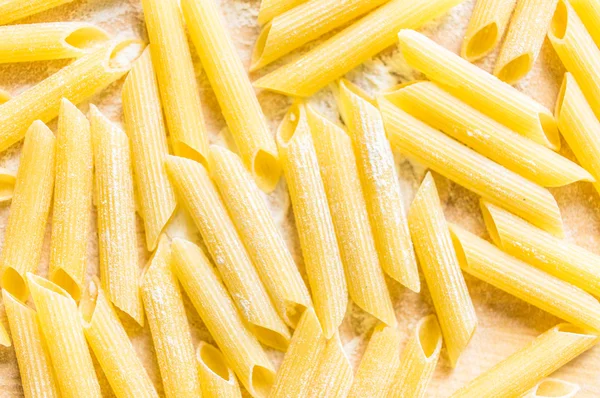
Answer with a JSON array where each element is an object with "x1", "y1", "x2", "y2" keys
[
  {"x1": 462, "y1": 22, "x2": 500, "y2": 62},
  {"x1": 62, "y1": 23, "x2": 111, "y2": 57},
  {"x1": 525, "y1": 378, "x2": 580, "y2": 398},
  {"x1": 250, "y1": 22, "x2": 273, "y2": 71}
]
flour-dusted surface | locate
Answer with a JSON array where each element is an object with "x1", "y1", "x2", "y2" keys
[{"x1": 0, "y1": 0, "x2": 598, "y2": 397}]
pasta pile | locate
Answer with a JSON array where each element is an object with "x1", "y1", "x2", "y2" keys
[{"x1": 0, "y1": 0, "x2": 599, "y2": 397}]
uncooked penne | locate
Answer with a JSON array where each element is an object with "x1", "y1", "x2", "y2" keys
[
  {"x1": 182, "y1": 0, "x2": 281, "y2": 192},
  {"x1": 257, "y1": 0, "x2": 306, "y2": 25},
  {"x1": 336, "y1": 79, "x2": 418, "y2": 291},
  {"x1": 306, "y1": 105, "x2": 395, "y2": 327},
  {"x1": 254, "y1": 0, "x2": 464, "y2": 97},
  {"x1": 276, "y1": 103, "x2": 347, "y2": 338},
  {"x1": 450, "y1": 323, "x2": 599, "y2": 398},
  {"x1": 523, "y1": 378, "x2": 580, "y2": 398},
  {"x1": 408, "y1": 173, "x2": 477, "y2": 367},
  {"x1": 570, "y1": 0, "x2": 600, "y2": 49},
  {"x1": 397, "y1": 29, "x2": 559, "y2": 149},
  {"x1": 306, "y1": 333, "x2": 354, "y2": 398},
  {"x1": 209, "y1": 145, "x2": 312, "y2": 328},
  {"x1": 0, "y1": 0, "x2": 75, "y2": 25},
  {"x1": 0, "y1": 40, "x2": 143, "y2": 153},
  {"x1": 0, "y1": 320, "x2": 8, "y2": 347},
  {"x1": 122, "y1": 48, "x2": 176, "y2": 251},
  {"x1": 166, "y1": 155, "x2": 290, "y2": 350},
  {"x1": 385, "y1": 81, "x2": 592, "y2": 187},
  {"x1": 0, "y1": 122, "x2": 55, "y2": 302},
  {"x1": 197, "y1": 342, "x2": 242, "y2": 398},
  {"x1": 379, "y1": 98, "x2": 564, "y2": 237},
  {"x1": 0, "y1": 167, "x2": 15, "y2": 203},
  {"x1": 28, "y1": 274, "x2": 101, "y2": 398},
  {"x1": 171, "y1": 238, "x2": 275, "y2": 398}
]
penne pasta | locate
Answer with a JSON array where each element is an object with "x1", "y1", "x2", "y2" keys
[
  {"x1": 397, "y1": 29, "x2": 559, "y2": 149},
  {"x1": 523, "y1": 378, "x2": 580, "y2": 398},
  {"x1": 0, "y1": 319, "x2": 8, "y2": 347},
  {"x1": 171, "y1": 238, "x2": 275, "y2": 398},
  {"x1": 166, "y1": 155, "x2": 290, "y2": 350},
  {"x1": 0, "y1": 0, "x2": 75, "y2": 25},
  {"x1": 27, "y1": 274, "x2": 101, "y2": 398},
  {"x1": 122, "y1": 48, "x2": 176, "y2": 251},
  {"x1": 182, "y1": 0, "x2": 281, "y2": 192},
  {"x1": 450, "y1": 323, "x2": 599, "y2": 398},
  {"x1": 306, "y1": 333, "x2": 354, "y2": 398},
  {"x1": 276, "y1": 103, "x2": 347, "y2": 338},
  {"x1": 385, "y1": 81, "x2": 592, "y2": 187},
  {"x1": 209, "y1": 145, "x2": 312, "y2": 328},
  {"x1": 408, "y1": 173, "x2": 477, "y2": 367},
  {"x1": 379, "y1": 98, "x2": 564, "y2": 237},
  {"x1": 257, "y1": 0, "x2": 306, "y2": 25},
  {"x1": 306, "y1": 105, "x2": 395, "y2": 326},
  {"x1": 570, "y1": 0, "x2": 600, "y2": 49},
  {"x1": 254, "y1": 0, "x2": 465, "y2": 97},
  {"x1": 0, "y1": 167, "x2": 16, "y2": 203},
  {"x1": 0, "y1": 122, "x2": 55, "y2": 302},
  {"x1": 196, "y1": 342, "x2": 242, "y2": 398}
]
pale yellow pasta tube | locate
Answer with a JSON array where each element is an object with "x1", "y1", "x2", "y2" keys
[
  {"x1": 307, "y1": 333, "x2": 354, "y2": 398},
  {"x1": 397, "y1": 29, "x2": 559, "y2": 149},
  {"x1": 171, "y1": 238, "x2": 275, "y2": 398},
  {"x1": 0, "y1": 167, "x2": 15, "y2": 203},
  {"x1": 523, "y1": 378, "x2": 580, "y2": 398},
  {"x1": 197, "y1": 342, "x2": 242, "y2": 398},
  {"x1": 306, "y1": 105, "x2": 395, "y2": 326},
  {"x1": 450, "y1": 323, "x2": 599, "y2": 398},
  {"x1": 449, "y1": 224, "x2": 600, "y2": 332},
  {"x1": 570, "y1": 0, "x2": 600, "y2": 48},
  {"x1": 27, "y1": 274, "x2": 101, "y2": 398},
  {"x1": 166, "y1": 155, "x2": 290, "y2": 350},
  {"x1": 80, "y1": 280, "x2": 159, "y2": 398},
  {"x1": 0, "y1": 319, "x2": 8, "y2": 347},
  {"x1": 209, "y1": 145, "x2": 312, "y2": 328},
  {"x1": 386, "y1": 315, "x2": 442, "y2": 398},
  {"x1": 258, "y1": 0, "x2": 306, "y2": 25},
  {"x1": 122, "y1": 48, "x2": 176, "y2": 251},
  {"x1": 385, "y1": 81, "x2": 592, "y2": 187},
  {"x1": 182, "y1": 0, "x2": 280, "y2": 192},
  {"x1": 408, "y1": 173, "x2": 477, "y2": 367},
  {"x1": 276, "y1": 103, "x2": 347, "y2": 338},
  {"x1": 141, "y1": 0, "x2": 208, "y2": 164},
  {"x1": 336, "y1": 80, "x2": 418, "y2": 291},
  {"x1": 0, "y1": 40, "x2": 143, "y2": 153},
  {"x1": 0, "y1": 122, "x2": 55, "y2": 302},
  {"x1": 141, "y1": 237, "x2": 202, "y2": 398},
  {"x1": 379, "y1": 98, "x2": 564, "y2": 237},
  {"x1": 254, "y1": 0, "x2": 465, "y2": 97},
  {"x1": 461, "y1": 0, "x2": 517, "y2": 61},
  {"x1": 0, "y1": 0, "x2": 75, "y2": 25}
]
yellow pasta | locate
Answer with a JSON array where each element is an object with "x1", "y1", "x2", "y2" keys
[
  {"x1": 408, "y1": 173, "x2": 477, "y2": 367},
  {"x1": 254, "y1": 0, "x2": 465, "y2": 97},
  {"x1": 196, "y1": 342, "x2": 242, "y2": 398},
  {"x1": 450, "y1": 323, "x2": 599, "y2": 398},
  {"x1": 385, "y1": 81, "x2": 592, "y2": 187},
  {"x1": 0, "y1": 122, "x2": 55, "y2": 302},
  {"x1": 336, "y1": 80, "x2": 418, "y2": 291},
  {"x1": 570, "y1": 0, "x2": 600, "y2": 49},
  {"x1": 306, "y1": 333, "x2": 354, "y2": 398},
  {"x1": 276, "y1": 103, "x2": 347, "y2": 338},
  {"x1": 386, "y1": 315, "x2": 442, "y2": 398},
  {"x1": 209, "y1": 145, "x2": 312, "y2": 328},
  {"x1": 397, "y1": 29, "x2": 559, "y2": 149},
  {"x1": 122, "y1": 48, "x2": 176, "y2": 251},
  {"x1": 27, "y1": 274, "x2": 101, "y2": 398},
  {"x1": 0, "y1": 167, "x2": 15, "y2": 203},
  {"x1": 0, "y1": 0, "x2": 75, "y2": 25},
  {"x1": 257, "y1": 0, "x2": 306, "y2": 25},
  {"x1": 379, "y1": 98, "x2": 564, "y2": 237},
  {"x1": 182, "y1": 0, "x2": 281, "y2": 192},
  {"x1": 171, "y1": 238, "x2": 275, "y2": 398},
  {"x1": 0, "y1": 319, "x2": 8, "y2": 347},
  {"x1": 166, "y1": 155, "x2": 290, "y2": 350},
  {"x1": 306, "y1": 105, "x2": 395, "y2": 326},
  {"x1": 523, "y1": 378, "x2": 580, "y2": 398}
]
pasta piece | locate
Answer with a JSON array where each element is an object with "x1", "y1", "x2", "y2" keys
[
  {"x1": 0, "y1": 0, "x2": 74, "y2": 25},
  {"x1": 385, "y1": 81, "x2": 592, "y2": 187},
  {"x1": 80, "y1": 280, "x2": 159, "y2": 398},
  {"x1": 181, "y1": 0, "x2": 281, "y2": 192},
  {"x1": 122, "y1": 48, "x2": 176, "y2": 251},
  {"x1": 0, "y1": 23, "x2": 109, "y2": 63},
  {"x1": 254, "y1": 0, "x2": 464, "y2": 97},
  {"x1": 523, "y1": 378, "x2": 580, "y2": 398},
  {"x1": 251, "y1": 0, "x2": 387, "y2": 70},
  {"x1": 396, "y1": 29, "x2": 559, "y2": 149},
  {"x1": 0, "y1": 168, "x2": 16, "y2": 203},
  {"x1": 141, "y1": 0, "x2": 208, "y2": 165},
  {"x1": 461, "y1": 0, "x2": 517, "y2": 61},
  {"x1": 336, "y1": 79, "x2": 418, "y2": 291},
  {"x1": 276, "y1": 103, "x2": 347, "y2": 338},
  {"x1": 27, "y1": 274, "x2": 101, "y2": 398},
  {"x1": 209, "y1": 145, "x2": 311, "y2": 328},
  {"x1": 449, "y1": 224, "x2": 600, "y2": 332},
  {"x1": 0, "y1": 89, "x2": 9, "y2": 103},
  {"x1": 408, "y1": 173, "x2": 477, "y2": 367},
  {"x1": 257, "y1": 0, "x2": 305, "y2": 25},
  {"x1": 307, "y1": 333, "x2": 354, "y2": 398},
  {"x1": 197, "y1": 342, "x2": 242, "y2": 398},
  {"x1": 0, "y1": 320, "x2": 8, "y2": 347},
  {"x1": 0, "y1": 122, "x2": 55, "y2": 302},
  {"x1": 0, "y1": 40, "x2": 142, "y2": 153},
  {"x1": 379, "y1": 98, "x2": 564, "y2": 237},
  {"x1": 306, "y1": 105, "x2": 395, "y2": 326},
  {"x1": 171, "y1": 238, "x2": 275, "y2": 398},
  {"x1": 570, "y1": 0, "x2": 600, "y2": 49},
  {"x1": 166, "y1": 155, "x2": 290, "y2": 350},
  {"x1": 386, "y1": 315, "x2": 442, "y2": 398},
  {"x1": 2, "y1": 289, "x2": 59, "y2": 397},
  {"x1": 450, "y1": 323, "x2": 599, "y2": 397},
  {"x1": 141, "y1": 237, "x2": 202, "y2": 398}
]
